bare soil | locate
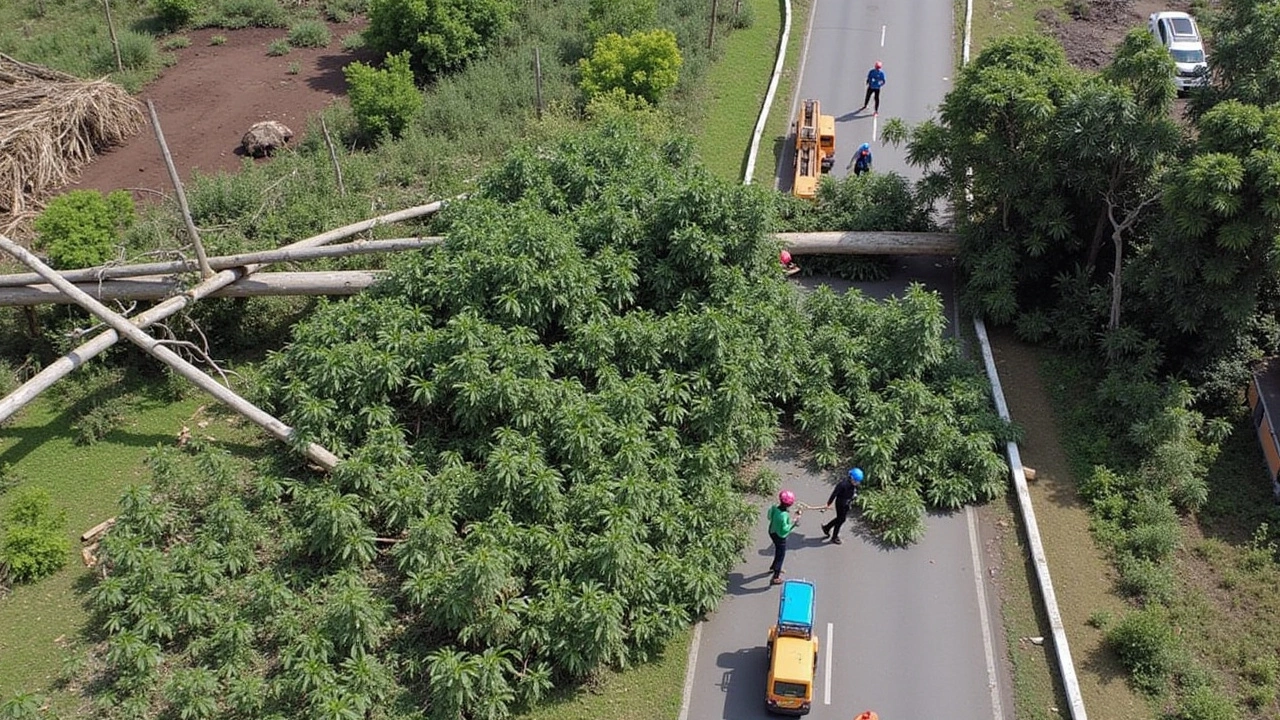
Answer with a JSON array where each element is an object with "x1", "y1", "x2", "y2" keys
[
  {"x1": 65, "y1": 19, "x2": 374, "y2": 200},
  {"x1": 1044, "y1": 0, "x2": 1191, "y2": 70}
]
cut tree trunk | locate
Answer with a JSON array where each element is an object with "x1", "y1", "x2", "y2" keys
[{"x1": 777, "y1": 231, "x2": 959, "y2": 255}]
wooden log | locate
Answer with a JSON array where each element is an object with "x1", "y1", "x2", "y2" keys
[
  {"x1": 0, "y1": 201, "x2": 451, "y2": 426},
  {"x1": 0, "y1": 237, "x2": 442, "y2": 287},
  {"x1": 81, "y1": 542, "x2": 100, "y2": 569},
  {"x1": 777, "y1": 231, "x2": 959, "y2": 255},
  {"x1": 148, "y1": 99, "x2": 213, "y2": 279},
  {"x1": 81, "y1": 517, "x2": 117, "y2": 543},
  {"x1": 0, "y1": 271, "x2": 382, "y2": 305},
  {"x1": 0, "y1": 235, "x2": 341, "y2": 471}
]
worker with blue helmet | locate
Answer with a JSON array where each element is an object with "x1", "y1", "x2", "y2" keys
[{"x1": 821, "y1": 467, "x2": 863, "y2": 544}]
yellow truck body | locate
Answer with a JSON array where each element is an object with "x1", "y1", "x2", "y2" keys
[{"x1": 792, "y1": 99, "x2": 835, "y2": 200}]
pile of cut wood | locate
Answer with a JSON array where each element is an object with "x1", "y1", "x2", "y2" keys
[{"x1": 0, "y1": 53, "x2": 142, "y2": 235}]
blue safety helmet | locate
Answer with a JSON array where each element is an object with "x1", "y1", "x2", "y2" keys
[{"x1": 849, "y1": 467, "x2": 864, "y2": 483}]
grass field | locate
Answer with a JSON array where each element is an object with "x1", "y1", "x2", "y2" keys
[
  {"x1": 751, "y1": 0, "x2": 813, "y2": 187},
  {"x1": 695, "y1": 0, "x2": 785, "y2": 180},
  {"x1": 967, "y1": 0, "x2": 1058, "y2": 56},
  {"x1": 0, "y1": 380, "x2": 260, "y2": 711}
]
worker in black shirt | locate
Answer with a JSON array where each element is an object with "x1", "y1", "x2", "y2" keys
[{"x1": 821, "y1": 467, "x2": 863, "y2": 544}]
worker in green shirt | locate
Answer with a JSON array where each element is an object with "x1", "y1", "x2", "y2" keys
[{"x1": 768, "y1": 490, "x2": 803, "y2": 585}]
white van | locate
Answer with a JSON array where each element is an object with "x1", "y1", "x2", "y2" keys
[{"x1": 1148, "y1": 11, "x2": 1208, "y2": 92}]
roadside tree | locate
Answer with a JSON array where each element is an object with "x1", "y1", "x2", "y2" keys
[{"x1": 579, "y1": 29, "x2": 682, "y2": 105}]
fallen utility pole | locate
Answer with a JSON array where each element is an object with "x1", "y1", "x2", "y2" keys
[
  {"x1": 0, "y1": 270, "x2": 381, "y2": 305},
  {"x1": 0, "y1": 201, "x2": 450, "y2": 426},
  {"x1": 0, "y1": 235, "x2": 341, "y2": 471},
  {"x1": 148, "y1": 99, "x2": 213, "y2": 279},
  {"x1": 0, "y1": 237, "x2": 442, "y2": 287}
]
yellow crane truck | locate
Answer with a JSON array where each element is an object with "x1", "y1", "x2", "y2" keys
[{"x1": 791, "y1": 99, "x2": 835, "y2": 200}]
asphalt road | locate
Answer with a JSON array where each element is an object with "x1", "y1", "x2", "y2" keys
[
  {"x1": 777, "y1": 0, "x2": 955, "y2": 186},
  {"x1": 683, "y1": 3, "x2": 1013, "y2": 713}
]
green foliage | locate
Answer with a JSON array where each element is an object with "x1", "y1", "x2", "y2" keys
[
  {"x1": 73, "y1": 397, "x2": 128, "y2": 446},
  {"x1": 858, "y1": 485, "x2": 925, "y2": 546},
  {"x1": 579, "y1": 29, "x2": 683, "y2": 105},
  {"x1": 0, "y1": 489, "x2": 70, "y2": 584},
  {"x1": 1195, "y1": 0, "x2": 1280, "y2": 113},
  {"x1": 161, "y1": 35, "x2": 192, "y2": 50},
  {"x1": 0, "y1": 693, "x2": 48, "y2": 720},
  {"x1": 340, "y1": 32, "x2": 365, "y2": 51},
  {"x1": 776, "y1": 171, "x2": 935, "y2": 233},
  {"x1": 585, "y1": 0, "x2": 657, "y2": 41},
  {"x1": 288, "y1": 19, "x2": 331, "y2": 48},
  {"x1": 1174, "y1": 684, "x2": 1240, "y2": 720},
  {"x1": 153, "y1": 0, "x2": 198, "y2": 29},
  {"x1": 323, "y1": 0, "x2": 367, "y2": 22},
  {"x1": 1106, "y1": 604, "x2": 1178, "y2": 694},
  {"x1": 266, "y1": 38, "x2": 290, "y2": 56},
  {"x1": 210, "y1": 34, "x2": 228, "y2": 45},
  {"x1": 365, "y1": 0, "x2": 516, "y2": 76},
  {"x1": 33, "y1": 189, "x2": 134, "y2": 270},
  {"x1": 344, "y1": 52, "x2": 421, "y2": 141},
  {"x1": 91, "y1": 30, "x2": 160, "y2": 74},
  {"x1": 200, "y1": 0, "x2": 288, "y2": 29}
]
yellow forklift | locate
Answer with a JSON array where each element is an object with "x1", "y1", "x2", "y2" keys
[{"x1": 791, "y1": 99, "x2": 835, "y2": 200}]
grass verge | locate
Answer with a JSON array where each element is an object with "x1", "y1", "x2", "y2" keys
[
  {"x1": 0, "y1": 383, "x2": 262, "y2": 712},
  {"x1": 751, "y1": 0, "x2": 813, "y2": 187},
  {"x1": 696, "y1": 0, "x2": 785, "y2": 180},
  {"x1": 967, "y1": 0, "x2": 1059, "y2": 57},
  {"x1": 516, "y1": 627, "x2": 692, "y2": 720}
]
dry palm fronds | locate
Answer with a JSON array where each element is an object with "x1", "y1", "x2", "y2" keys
[{"x1": 0, "y1": 52, "x2": 143, "y2": 236}]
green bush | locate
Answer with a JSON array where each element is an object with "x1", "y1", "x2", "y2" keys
[
  {"x1": 287, "y1": 19, "x2": 331, "y2": 48},
  {"x1": 266, "y1": 39, "x2": 290, "y2": 56},
  {"x1": 33, "y1": 190, "x2": 134, "y2": 269},
  {"x1": 580, "y1": 29, "x2": 683, "y2": 105},
  {"x1": 1106, "y1": 605, "x2": 1177, "y2": 694},
  {"x1": 340, "y1": 32, "x2": 365, "y2": 51},
  {"x1": 1124, "y1": 520, "x2": 1180, "y2": 562},
  {"x1": 0, "y1": 462, "x2": 23, "y2": 496},
  {"x1": 204, "y1": 0, "x2": 288, "y2": 29},
  {"x1": 1115, "y1": 553, "x2": 1175, "y2": 603},
  {"x1": 210, "y1": 34, "x2": 228, "y2": 46},
  {"x1": 323, "y1": 0, "x2": 367, "y2": 22},
  {"x1": 161, "y1": 35, "x2": 192, "y2": 50},
  {"x1": 153, "y1": 0, "x2": 198, "y2": 29},
  {"x1": 584, "y1": 0, "x2": 657, "y2": 41},
  {"x1": 344, "y1": 51, "x2": 421, "y2": 141},
  {"x1": 92, "y1": 31, "x2": 159, "y2": 74},
  {"x1": 1175, "y1": 684, "x2": 1240, "y2": 720},
  {"x1": 365, "y1": 0, "x2": 515, "y2": 76},
  {"x1": 1242, "y1": 655, "x2": 1278, "y2": 709},
  {"x1": 73, "y1": 398, "x2": 127, "y2": 446},
  {"x1": 858, "y1": 485, "x2": 926, "y2": 546},
  {"x1": 0, "y1": 489, "x2": 70, "y2": 584}
]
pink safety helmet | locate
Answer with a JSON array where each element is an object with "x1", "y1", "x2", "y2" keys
[
  {"x1": 780, "y1": 250, "x2": 793, "y2": 265},
  {"x1": 779, "y1": 490, "x2": 796, "y2": 506},
  {"x1": 875, "y1": 61, "x2": 883, "y2": 69}
]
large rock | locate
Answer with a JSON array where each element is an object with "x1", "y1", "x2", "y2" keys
[{"x1": 241, "y1": 120, "x2": 294, "y2": 158}]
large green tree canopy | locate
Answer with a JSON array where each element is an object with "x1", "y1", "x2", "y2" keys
[{"x1": 87, "y1": 112, "x2": 1007, "y2": 719}]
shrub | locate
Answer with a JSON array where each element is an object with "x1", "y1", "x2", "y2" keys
[
  {"x1": 33, "y1": 190, "x2": 134, "y2": 269},
  {"x1": 340, "y1": 32, "x2": 365, "y2": 51},
  {"x1": 288, "y1": 19, "x2": 331, "y2": 48},
  {"x1": 323, "y1": 0, "x2": 367, "y2": 22},
  {"x1": 1123, "y1": 520, "x2": 1180, "y2": 562},
  {"x1": 92, "y1": 31, "x2": 159, "y2": 74},
  {"x1": 287, "y1": 61, "x2": 301, "y2": 75},
  {"x1": 344, "y1": 51, "x2": 421, "y2": 141},
  {"x1": 858, "y1": 485, "x2": 926, "y2": 546},
  {"x1": 365, "y1": 0, "x2": 515, "y2": 76},
  {"x1": 0, "y1": 462, "x2": 22, "y2": 495},
  {"x1": 1115, "y1": 554, "x2": 1175, "y2": 603},
  {"x1": 1175, "y1": 684, "x2": 1240, "y2": 720},
  {"x1": 0, "y1": 489, "x2": 70, "y2": 583},
  {"x1": 210, "y1": 35, "x2": 228, "y2": 46},
  {"x1": 580, "y1": 29, "x2": 682, "y2": 105},
  {"x1": 154, "y1": 0, "x2": 198, "y2": 29},
  {"x1": 1106, "y1": 605, "x2": 1177, "y2": 694},
  {"x1": 206, "y1": 0, "x2": 288, "y2": 29},
  {"x1": 74, "y1": 397, "x2": 127, "y2": 445},
  {"x1": 737, "y1": 466, "x2": 780, "y2": 496},
  {"x1": 266, "y1": 39, "x2": 290, "y2": 56},
  {"x1": 1242, "y1": 655, "x2": 1279, "y2": 709},
  {"x1": 585, "y1": 0, "x2": 657, "y2": 41}
]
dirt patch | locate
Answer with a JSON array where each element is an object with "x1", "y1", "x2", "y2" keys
[
  {"x1": 65, "y1": 19, "x2": 374, "y2": 201},
  {"x1": 989, "y1": 328, "x2": 1150, "y2": 719},
  {"x1": 1045, "y1": 0, "x2": 1192, "y2": 70}
]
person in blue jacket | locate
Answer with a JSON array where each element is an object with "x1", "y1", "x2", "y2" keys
[
  {"x1": 853, "y1": 143, "x2": 873, "y2": 176},
  {"x1": 859, "y1": 61, "x2": 885, "y2": 114}
]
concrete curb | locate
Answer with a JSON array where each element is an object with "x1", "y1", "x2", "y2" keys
[
  {"x1": 743, "y1": 0, "x2": 794, "y2": 185},
  {"x1": 973, "y1": 317, "x2": 1089, "y2": 720}
]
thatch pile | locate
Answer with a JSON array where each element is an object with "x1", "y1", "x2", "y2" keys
[{"x1": 0, "y1": 53, "x2": 143, "y2": 235}]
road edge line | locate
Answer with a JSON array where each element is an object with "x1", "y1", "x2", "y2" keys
[
  {"x1": 974, "y1": 317, "x2": 1089, "y2": 720},
  {"x1": 676, "y1": 620, "x2": 703, "y2": 720},
  {"x1": 967, "y1": 505, "x2": 1005, "y2": 720}
]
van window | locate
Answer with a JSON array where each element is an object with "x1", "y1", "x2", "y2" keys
[
  {"x1": 773, "y1": 681, "x2": 809, "y2": 698},
  {"x1": 1170, "y1": 16, "x2": 1195, "y2": 36},
  {"x1": 1172, "y1": 48, "x2": 1205, "y2": 63},
  {"x1": 1157, "y1": 21, "x2": 1168, "y2": 44}
]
